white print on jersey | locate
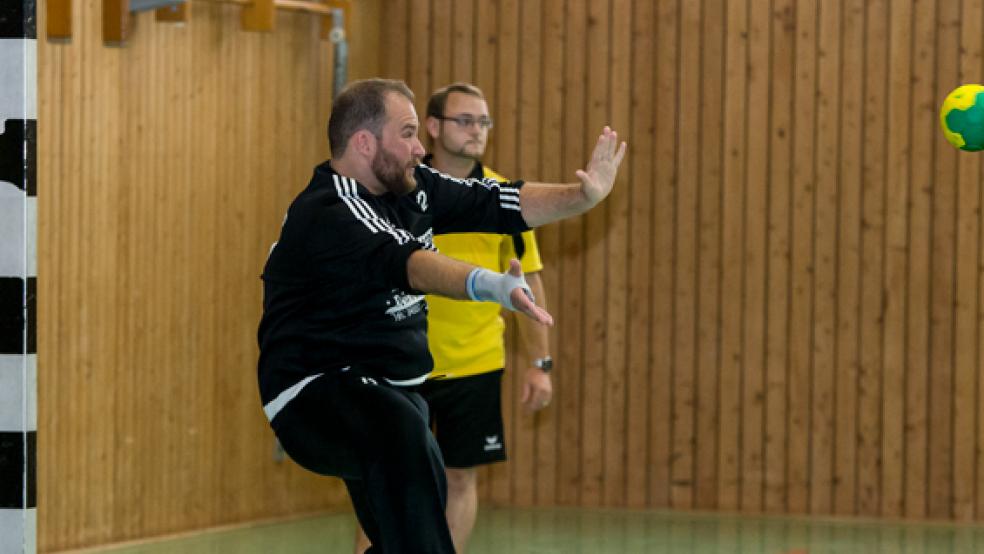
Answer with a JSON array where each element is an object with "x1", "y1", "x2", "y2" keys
[{"x1": 385, "y1": 290, "x2": 425, "y2": 322}]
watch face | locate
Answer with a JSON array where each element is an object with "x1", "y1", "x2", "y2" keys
[{"x1": 536, "y1": 357, "x2": 553, "y2": 370}]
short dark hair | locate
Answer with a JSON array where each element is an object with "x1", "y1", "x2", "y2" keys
[
  {"x1": 328, "y1": 78, "x2": 415, "y2": 157},
  {"x1": 426, "y1": 82, "x2": 486, "y2": 119}
]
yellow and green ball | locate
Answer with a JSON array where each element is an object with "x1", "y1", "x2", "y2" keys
[{"x1": 941, "y1": 84, "x2": 984, "y2": 152}]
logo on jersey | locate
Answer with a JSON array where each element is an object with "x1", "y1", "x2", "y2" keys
[
  {"x1": 384, "y1": 290, "x2": 425, "y2": 322},
  {"x1": 416, "y1": 190, "x2": 428, "y2": 211}
]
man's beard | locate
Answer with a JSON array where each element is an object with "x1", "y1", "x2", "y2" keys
[{"x1": 372, "y1": 145, "x2": 418, "y2": 196}]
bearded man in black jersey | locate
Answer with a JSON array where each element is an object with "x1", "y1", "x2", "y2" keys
[{"x1": 258, "y1": 78, "x2": 624, "y2": 553}]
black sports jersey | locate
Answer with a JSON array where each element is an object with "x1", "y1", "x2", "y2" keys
[{"x1": 257, "y1": 161, "x2": 529, "y2": 405}]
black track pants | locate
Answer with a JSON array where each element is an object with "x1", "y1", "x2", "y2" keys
[{"x1": 271, "y1": 371, "x2": 455, "y2": 553}]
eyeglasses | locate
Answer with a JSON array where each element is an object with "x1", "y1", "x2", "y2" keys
[{"x1": 435, "y1": 114, "x2": 494, "y2": 130}]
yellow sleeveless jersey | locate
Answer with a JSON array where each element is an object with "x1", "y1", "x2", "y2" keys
[{"x1": 425, "y1": 164, "x2": 543, "y2": 380}]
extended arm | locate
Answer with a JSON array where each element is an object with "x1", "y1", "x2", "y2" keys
[
  {"x1": 407, "y1": 250, "x2": 553, "y2": 325},
  {"x1": 519, "y1": 126, "x2": 627, "y2": 228}
]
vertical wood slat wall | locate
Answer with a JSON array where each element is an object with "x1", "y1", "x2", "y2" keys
[
  {"x1": 381, "y1": 0, "x2": 984, "y2": 521},
  {"x1": 36, "y1": 0, "x2": 378, "y2": 549}
]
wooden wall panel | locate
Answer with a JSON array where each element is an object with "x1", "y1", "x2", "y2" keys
[
  {"x1": 718, "y1": 0, "x2": 747, "y2": 513},
  {"x1": 742, "y1": 0, "x2": 769, "y2": 513},
  {"x1": 650, "y1": 0, "x2": 677, "y2": 511},
  {"x1": 788, "y1": 0, "x2": 816, "y2": 515},
  {"x1": 673, "y1": 0, "x2": 700, "y2": 510},
  {"x1": 695, "y1": 0, "x2": 723, "y2": 512},
  {"x1": 834, "y1": 0, "x2": 863, "y2": 518},
  {"x1": 882, "y1": 0, "x2": 913, "y2": 520},
  {"x1": 37, "y1": 0, "x2": 384, "y2": 550},
  {"x1": 625, "y1": 0, "x2": 655, "y2": 510},
  {"x1": 380, "y1": 0, "x2": 984, "y2": 523},
  {"x1": 930, "y1": 0, "x2": 959, "y2": 520},
  {"x1": 907, "y1": 0, "x2": 935, "y2": 520},
  {"x1": 859, "y1": 0, "x2": 888, "y2": 517},
  {"x1": 813, "y1": 0, "x2": 840, "y2": 516},
  {"x1": 765, "y1": 0, "x2": 793, "y2": 514}
]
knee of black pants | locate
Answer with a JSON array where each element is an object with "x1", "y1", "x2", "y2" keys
[
  {"x1": 273, "y1": 421, "x2": 362, "y2": 479},
  {"x1": 268, "y1": 378, "x2": 363, "y2": 479},
  {"x1": 362, "y1": 397, "x2": 437, "y2": 467}
]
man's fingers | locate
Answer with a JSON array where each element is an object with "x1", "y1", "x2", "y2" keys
[
  {"x1": 604, "y1": 128, "x2": 617, "y2": 157},
  {"x1": 584, "y1": 128, "x2": 624, "y2": 184},
  {"x1": 511, "y1": 289, "x2": 554, "y2": 325},
  {"x1": 507, "y1": 258, "x2": 523, "y2": 277},
  {"x1": 520, "y1": 302, "x2": 553, "y2": 326},
  {"x1": 594, "y1": 127, "x2": 616, "y2": 158},
  {"x1": 590, "y1": 131, "x2": 608, "y2": 164},
  {"x1": 513, "y1": 287, "x2": 553, "y2": 324},
  {"x1": 614, "y1": 140, "x2": 627, "y2": 167}
]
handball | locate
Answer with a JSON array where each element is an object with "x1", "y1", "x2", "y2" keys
[{"x1": 941, "y1": 84, "x2": 984, "y2": 151}]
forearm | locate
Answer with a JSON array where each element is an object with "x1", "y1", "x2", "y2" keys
[
  {"x1": 514, "y1": 272, "x2": 550, "y2": 359},
  {"x1": 408, "y1": 249, "x2": 551, "y2": 326},
  {"x1": 406, "y1": 250, "x2": 534, "y2": 309},
  {"x1": 519, "y1": 182, "x2": 594, "y2": 228},
  {"x1": 406, "y1": 249, "x2": 475, "y2": 300}
]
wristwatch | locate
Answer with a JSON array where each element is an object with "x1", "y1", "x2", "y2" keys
[{"x1": 533, "y1": 356, "x2": 553, "y2": 373}]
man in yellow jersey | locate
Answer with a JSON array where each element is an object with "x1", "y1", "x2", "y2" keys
[{"x1": 355, "y1": 82, "x2": 553, "y2": 554}]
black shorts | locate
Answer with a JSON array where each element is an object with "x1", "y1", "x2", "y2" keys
[{"x1": 418, "y1": 369, "x2": 506, "y2": 468}]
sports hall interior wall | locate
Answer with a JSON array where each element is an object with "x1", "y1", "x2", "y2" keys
[
  {"x1": 378, "y1": 0, "x2": 984, "y2": 524},
  {"x1": 36, "y1": 0, "x2": 382, "y2": 550},
  {"x1": 34, "y1": 0, "x2": 984, "y2": 551}
]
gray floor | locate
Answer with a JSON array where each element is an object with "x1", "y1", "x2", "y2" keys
[{"x1": 94, "y1": 507, "x2": 984, "y2": 553}]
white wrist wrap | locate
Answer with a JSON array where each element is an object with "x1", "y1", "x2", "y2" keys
[{"x1": 466, "y1": 267, "x2": 533, "y2": 311}]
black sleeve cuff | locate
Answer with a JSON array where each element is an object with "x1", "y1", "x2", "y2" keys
[{"x1": 388, "y1": 240, "x2": 426, "y2": 293}]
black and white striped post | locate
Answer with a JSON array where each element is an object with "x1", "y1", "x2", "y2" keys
[{"x1": 0, "y1": 0, "x2": 37, "y2": 552}]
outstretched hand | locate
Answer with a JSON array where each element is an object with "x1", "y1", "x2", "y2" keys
[
  {"x1": 506, "y1": 259, "x2": 554, "y2": 326},
  {"x1": 575, "y1": 126, "x2": 627, "y2": 206}
]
